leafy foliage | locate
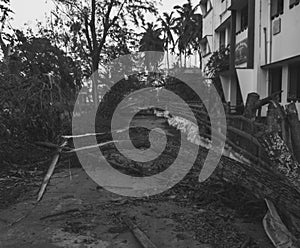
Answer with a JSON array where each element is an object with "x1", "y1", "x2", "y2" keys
[
  {"x1": 139, "y1": 23, "x2": 164, "y2": 70},
  {"x1": 205, "y1": 45, "x2": 230, "y2": 78},
  {"x1": 0, "y1": 33, "x2": 82, "y2": 141},
  {"x1": 173, "y1": 0, "x2": 202, "y2": 67}
]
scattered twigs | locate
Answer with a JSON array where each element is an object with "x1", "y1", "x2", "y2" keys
[
  {"x1": 35, "y1": 141, "x2": 61, "y2": 150},
  {"x1": 64, "y1": 140, "x2": 128, "y2": 154},
  {"x1": 120, "y1": 215, "x2": 158, "y2": 248},
  {"x1": 240, "y1": 237, "x2": 252, "y2": 248},
  {"x1": 37, "y1": 141, "x2": 68, "y2": 202},
  {"x1": 35, "y1": 141, "x2": 72, "y2": 151},
  {"x1": 62, "y1": 127, "x2": 133, "y2": 140},
  {"x1": 40, "y1": 208, "x2": 80, "y2": 220}
]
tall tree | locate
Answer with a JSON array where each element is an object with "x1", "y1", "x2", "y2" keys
[
  {"x1": 158, "y1": 12, "x2": 176, "y2": 73},
  {"x1": 139, "y1": 22, "x2": 164, "y2": 71},
  {"x1": 173, "y1": 0, "x2": 202, "y2": 68},
  {"x1": 52, "y1": 0, "x2": 159, "y2": 107}
]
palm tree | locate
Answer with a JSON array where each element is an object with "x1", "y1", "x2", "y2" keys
[
  {"x1": 158, "y1": 12, "x2": 176, "y2": 73},
  {"x1": 173, "y1": 0, "x2": 202, "y2": 68},
  {"x1": 139, "y1": 23, "x2": 164, "y2": 71}
]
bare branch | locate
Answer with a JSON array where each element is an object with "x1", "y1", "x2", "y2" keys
[
  {"x1": 89, "y1": 0, "x2": 97, "y2": 51},
  {"x1": 83, "y1": 14, "x2": 93, "y2": 52}
]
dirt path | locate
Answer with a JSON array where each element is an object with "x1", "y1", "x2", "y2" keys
[
  {"x1": 0, "y1": 163, "x2": 274, "y2": 248},
  {"x1": 0, "y1": 116, "x2": 274, "y2": 247},
  {"x1": 0, "y1": 168, "x2": 210, "y2": 248}
]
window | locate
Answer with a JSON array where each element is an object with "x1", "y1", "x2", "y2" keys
[
  {"x1": 219, "y1": 30, "x2": 226, "y2": 49},
  {"x1": 290, "y1": 0, "x2": 300, "y2": 9},
  {"x1": 200, "y1": 0, "x2": 213, "y2": 17},
  {"x1": 271, "y1": 0, "x2": 284, "y2": 19},
  {"x1": 200, "y1": 39, "x2": 211, "y2": 57},
  {"x1": 236, "y1": 4, "x2": 248, "y2": 33},
  {"x1": 288, "y1": 62, "x2": 300, "y2": 102},
  {"x1": 240, "y1": 5, "x2": 248, "y2": 30},
  {"x1": 269, "y1": 67, "x2": 282, "y2": 101}
]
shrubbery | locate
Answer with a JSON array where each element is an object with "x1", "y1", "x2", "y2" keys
[{"x1": 0, "y1": 36, "x2": 82, "y2": 142}]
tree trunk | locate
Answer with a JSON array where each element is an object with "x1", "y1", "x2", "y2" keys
[
  {"x1": 266, "y1": 103, "x2": 281, "y2": 133},
  {"x1": 243, "y1": 92, "x2": 260, "y2": 120},
  {"x1": 166, "y1": 45, "x2": 170, "y2": 74},
  {"x1": 286, "y1": 103, "x2": 300, "y2": 163},
  {"x1": 160, "y1": 109, "x2": 300, "y2": 237},
  {"x1": 92, "y1": 60, "x2": 100, "y2": 109},
  {"x1": 198, "y1": 50, "x2": 202, "y2": 70},
  {"x1": 165, "y1": 139, "x2": 300, "y2": 237},
  {"x1": 220, "y1": 151, "x2": 300, "y2": 238}
]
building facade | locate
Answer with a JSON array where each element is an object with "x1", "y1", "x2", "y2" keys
[{"x1": 200, "y1": 0, "x2": 300, "y2": 114}]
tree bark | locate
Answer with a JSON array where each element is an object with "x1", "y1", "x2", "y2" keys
[
  {"x1": 164, "y1": 138, "x2": 300, "y2": 237},
  {"x1": 266, "y1": 102, "x2": 281, "y2": 133},
  {"x1": 286, "y1": 103, "x2": 300, "y2": 163},
  {"x1": 158, "y1": 109, "x2": 300, "y2": 237},
  {"x1": 243, "y1": 91, "x2": 284, "y2": 120},
  {"x1": 243, "y1": 92, "x2": 260, "y2": 120}
]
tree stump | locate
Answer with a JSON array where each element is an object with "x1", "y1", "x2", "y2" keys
[
  {"x1": 243, "y1": 92, "x2": 260, "y2": 120},
  {"x1": 286, "y1": 103, "x2": 300, "y2": 164},
  {"x1": 266, "y1": 103, "x2": 281, "y2": 133}
]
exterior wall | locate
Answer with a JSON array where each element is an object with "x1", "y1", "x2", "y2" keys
[
  {"x1": 201, "y1": 0, "x2": 235, "y2": 104},
  {"x1": 203, "y1": 9, "x2": 214, "y2": 37},
  {"x1": 271, "y1": 4, "x2": 300, "y2": 63},
  {"x1": 260, "y1": 2, "x2": 300, "y2": 114},
  {"x1": 201, "y1": 0, "x2": 300, "y2": 116}
]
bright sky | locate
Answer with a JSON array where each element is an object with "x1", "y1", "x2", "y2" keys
[{"x1": 10, "y1": 0, "x2": 200, "y2": 29}]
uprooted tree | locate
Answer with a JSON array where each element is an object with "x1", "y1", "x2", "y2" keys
[{"x1": 233, "y1": 92, "x2": 300, "y2": 237}]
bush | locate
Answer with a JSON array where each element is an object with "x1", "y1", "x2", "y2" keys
[{"x1": 0, "y1": 36, "x2": 81, "y2": 142}]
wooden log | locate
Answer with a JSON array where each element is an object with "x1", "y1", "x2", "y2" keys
[
  {"x1": 121, "y1": 216, "x2": 158, "y2": 248},
  {"x1": 286, "y1": 103, "x2": 300, "y2": 164},
  {"x1": 256, "y1": 131, "x2": 300, "y2": 193},
  {"x1": 154, "y1": 110, "x2": 300, "y2": 237},
  {"x1": 162, "y1": 133, "x2": 300, "y2": 238},
  {"x1": 219, "y1": 155, "x2": 300, "y2": 238}
]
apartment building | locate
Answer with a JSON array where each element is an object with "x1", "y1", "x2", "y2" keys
[{"x1": 200, "y1": 0, "x2": 300, "y2": 114}]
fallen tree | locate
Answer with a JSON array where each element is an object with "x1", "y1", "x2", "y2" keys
[{"x1": 153, "y1": 106, "x2": 300, "y2": 239}]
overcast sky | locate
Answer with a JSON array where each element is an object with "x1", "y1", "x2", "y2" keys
[{"x1": 10, "y1": 0, "x2": 200, "y2": 29}]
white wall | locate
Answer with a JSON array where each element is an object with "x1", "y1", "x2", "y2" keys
[
  {"x1": 271, "y1": 5, "x2": 300, "y2": 63},
  {"x1": 220, "y1": 75, "x2": 230, "y2": 101},
  {"x1": 203, "y1": 10, "x2": 214, "y2": 37}
]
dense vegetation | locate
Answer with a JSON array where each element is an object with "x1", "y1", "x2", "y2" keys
[{"x1": 0, "y1": 0, "x2": 203, "y2": 143}]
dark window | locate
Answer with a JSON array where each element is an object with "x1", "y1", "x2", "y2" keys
[
  {"x1": 240, "y1": 5, "x2": 248, "y2": 30},
  {"x1": 219, "y1": 30, "x2": 226, "y2": 49},
  {"x1": 290, "y1": 0, "x2": 300, "y2": 9},
  {"x1": 237, "y1": 4, "x2": 248, "y2": 33},
  {"x1": 269, "y1": 67, "x2": 282, "y2": 101},
  {"x1": 271, "y1": 0, "x2": 284, "y2": 19},
  {"x1": 288, "y1": 63, "x2": 300, "y2": 102}
]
